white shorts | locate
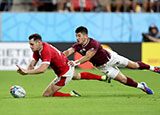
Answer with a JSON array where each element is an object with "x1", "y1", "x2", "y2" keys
[
  {"x1": 97, "y1": 49, "x2": 128, "y2": 79},
  {"x1": 52, "y1": 66, "x2": 75, "y2": 87}
]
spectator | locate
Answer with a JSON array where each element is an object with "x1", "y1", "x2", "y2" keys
[
  {"x1": 71, "y1": 0, "x2": 98, "y2": 12},
  {"x1": 142, "y1": 24, "x2": 160, "y2": 42},
  {"x1": 11, "y1": 0, "x2": 35, "y2": 12},
  {"x1": 58, "y1": 0, "x2": 75, "y2": 12},
  {"x1": 35, "y1": 0, "x2": 57, "y2": 11},
  {"x1": 0, "y1": 0, "x2": 13, "y2": 11},
  {"x1": 96, "y1": 0, "x2": 121, "y2": 12},
  {"x1": 132, "y1": 0, "x2": 153, "y2": 12},
  {"x1": 123, "y1": 0, "x2": 132, "y2": 12},
  {"x1": 97, "y1": 0, "x2": 132, "y2": 12},
  {"x1": 150, "y1": 0, "x2": 160, "y2": 12}
]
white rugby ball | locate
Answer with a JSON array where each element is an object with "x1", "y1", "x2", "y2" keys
[{"x1": 10, "y1": 85, "x2": 26, "y2": 98}]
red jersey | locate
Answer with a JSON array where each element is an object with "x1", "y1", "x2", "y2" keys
[
  {"x1": 33, "y1": 42, "x2": 69, "y2": 77},
  {"x1": 72, "y1": 38, "x2": 110, "y2": 67}
]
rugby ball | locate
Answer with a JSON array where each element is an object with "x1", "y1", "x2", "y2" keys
[{"x1": 10, "y1": 85, "x2": 26, "y2": 98}]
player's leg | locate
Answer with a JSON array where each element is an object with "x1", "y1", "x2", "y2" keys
[
  {"x1": 43, "y1": 66, "x2": 81, "y2": 97},
  {"x1": 127, "y1": 60, "x2": 160, "y2": 73},
  {"x1": 43, "y1": 76, "x2": 81, "y2": 97},
  {"x1": 114, "y1": 71, "x2": 153, "y2": 95},
  {"x1": 136, "y1": 61, "x2": 160, "y2": 73},
  {"x1": 127, "y1": 60, "x2": 151, "y2": 69},
  {"x1": 105, "y1": 48, "x2": 151, "y2": 70},
  {"x1": 42, "y1": 83, "x2": 70, "y2": 97},
  {"x1": 109, "y1": 50, "x2": 159, "y2": 73},
  {"x1": 106, "y1": 66, "x2": 153, "y2": 95},
  {"x1": 72, "y1": 70, "x2": 107, "y2": 81},
  {"x1": 42, "y1": 77, "x2": 72, "y2": 97}
]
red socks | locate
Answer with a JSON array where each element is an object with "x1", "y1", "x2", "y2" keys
[
  {"x1": 80, "y1": 72, "x2": 102, "y2": 81},
  {"x1": 52, "y1": 72, "x2": 103, "y2": 97},
  {"x1": 125, "y1": 77, "x2": 138, "y2": 88},
  {"x1": 137, "y1": 61, "x2": 150, "y2": 70},
  {"x1": 52, "y1": 91, "x2": 72, "y2": 97}
]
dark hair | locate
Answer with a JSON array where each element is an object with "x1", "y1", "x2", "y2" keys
[
  {"x1": 29, "y1": 33, "x2": 42, "y2": 41},
  {"x1": 75, "y1": 26, "x2": 88, "y2": 34},
  {"x1": 149, "y1": 24, "x2": 159, "y2": 33}
]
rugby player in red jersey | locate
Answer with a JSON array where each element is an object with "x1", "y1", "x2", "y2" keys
[
  {"x1": 16, "y1": 33, "x2": 81, "y2": 97},
  {"x1": 64, "y1": 26, "x2": 160, "y2": 95}
]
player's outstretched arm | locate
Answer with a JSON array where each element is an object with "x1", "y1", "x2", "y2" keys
[
  {"x1": 27, "y1": 60, "x2": 38, "y2": 70},
  {"x1": 63, "y1": 47, "x2": 75, "y2": 57},
  {"x1": 17, "y1": 63, "x2": 49, "y2": 75},
  {"x1": 27, "y1": 63, "x2": 49, "y2": 74},
  {"x1": 69, "y1": 50, "x2": 95, "y2": 67}
]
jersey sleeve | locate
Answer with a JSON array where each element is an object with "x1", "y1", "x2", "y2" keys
[
  {"x1": 41, "y1": 49, "x2": 51, "y2": 64},
  {"x1": 72, "y1": 43, "x2": 79, "y2": 51}
]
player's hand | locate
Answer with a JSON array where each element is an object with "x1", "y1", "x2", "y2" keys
[
  {"x1": 16, "y1": 65, "x2": 28, "y2": 75},
  {"x1": 68, "y1": 60, "x2": 80, "y2": 67},
  {"x1": 68, "y1": 60, "x2": 75, "y2": 67}
]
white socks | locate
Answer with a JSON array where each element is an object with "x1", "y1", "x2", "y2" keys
[
  {"x1": 137, "y1": 83, "x2": 144, "y2": 89},
  {"x1": 149, "y1": 66, "x2": 155, "y2": 71}
]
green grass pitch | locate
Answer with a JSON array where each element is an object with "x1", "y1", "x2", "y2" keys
[{"x1": 0, "y1": 68, "x2": 160, "y2": 115}]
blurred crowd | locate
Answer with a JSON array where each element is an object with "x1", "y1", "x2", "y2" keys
[{"x1": 0, "y1": 0, "x2": 160, "y2": 12}]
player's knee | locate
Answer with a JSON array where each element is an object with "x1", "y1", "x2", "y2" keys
[
  {"x1": 72, "y1": 76, "x2": 80, "y2": 80},
  {"x1": 120, "y1": 77, "x2": 127, "y2": 83},
  {"x1": 42, "y1": 93, "x2": 48, "y2": 97},
  {"x1": 128, "y1": 61, "x2": 139, "y2": 69},
  {"x1": 42, "y1": 92, "x2": 51, "y2": 97},
  {"x1": 115, "y1": 75, "x2": 127, "y2": 84},
  {"x1": 72, "y1": 74, "x2": 81, "y2": 80},
  {"x1": 134, "y1": 62, "x2": 139, "y2": 68}
]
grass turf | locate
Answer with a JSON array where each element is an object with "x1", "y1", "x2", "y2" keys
[{"x1": 0, "y1": 68, "x2": 160, "y2": 115}]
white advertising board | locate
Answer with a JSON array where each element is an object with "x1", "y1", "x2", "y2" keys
[{"x1": 0, "y1": 43, "x2": 33, "y2": 70}]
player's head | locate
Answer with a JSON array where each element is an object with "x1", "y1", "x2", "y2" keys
[
  {"x1": 75, "y1": 26, "x2": 88, "y2": 35},
  {"x1": 75, "y1": 26, "x2": 88, "y2": 45},
  {"x1": 28, "y1": 33, "x2": 43, "y2": 52},
  {"x1": 29, "y1": 33, "x2": 42, "y2": 41}
]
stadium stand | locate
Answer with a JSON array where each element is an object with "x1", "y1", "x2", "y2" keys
[{"x1": 0, "y1": 0, "x2": 159, "y2": 12}]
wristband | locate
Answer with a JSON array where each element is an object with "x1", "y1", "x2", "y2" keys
[{"x1": 74, "y1": 61, "x2": 80, "y2": 66}]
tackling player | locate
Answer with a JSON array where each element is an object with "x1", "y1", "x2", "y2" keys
[
  {"x1": 64, "y1": 26, "x2": 160, "y2": 95},
  {"x1": 17, "y1": 33, "x2": 81, "y2": 97}
]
